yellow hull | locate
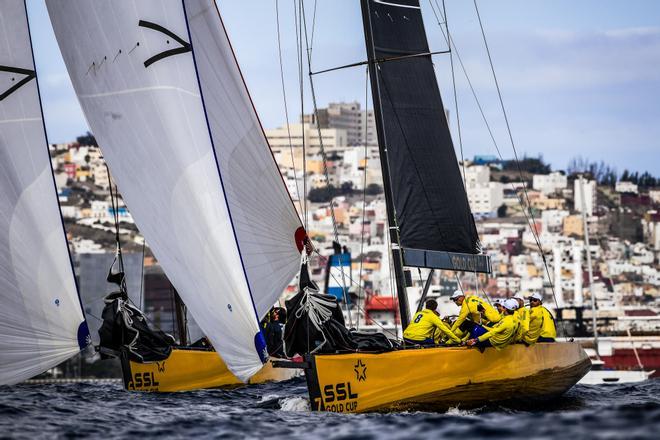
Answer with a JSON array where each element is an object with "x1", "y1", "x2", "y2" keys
[
  {"x1": 121, "y1": 348, "x2": 299, "y2": 392},
  {"x1": 305, "y1": 342, "x2": 590, "y2": 413}
]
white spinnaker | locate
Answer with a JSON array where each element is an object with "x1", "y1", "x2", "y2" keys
[
  {"x1": 47, "y1": 0, "x2": 301, "y2": 381},
  {"x1": 0, "y1": 0, "x2": 88, "y2": 385},
  {"x1": 184, "y1": 0, "x2": 302, "y2": 318}
]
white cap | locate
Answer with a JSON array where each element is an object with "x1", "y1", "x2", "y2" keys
[
  {"x1": 450, "y1": 290, "x2": 464, "y2": 300},
  {"x1": 513, "y1": 293, "x2": 524, "y2": 300},
  {"x1": 503, "y1": 298, "x2": 519, "y2": 311},
  {"x1": 528, "y1": 292, "x2": 543, "y2": 302}
]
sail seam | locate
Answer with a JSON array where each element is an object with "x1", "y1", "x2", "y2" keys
[{"x1": 78, "y1": 85, "x2": 200, "y2": 99}]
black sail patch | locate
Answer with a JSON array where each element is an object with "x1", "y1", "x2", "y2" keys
[
  {"x1": 138, "y1": 20, "x2": 191, "y2": 68},
  {"x1": 0, "y1": 65, "x2": 35, "y2": 101}
]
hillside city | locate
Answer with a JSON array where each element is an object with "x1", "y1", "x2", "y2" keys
[{"x1": 50, "y1": 101, "x2": 660, "y2": 346}]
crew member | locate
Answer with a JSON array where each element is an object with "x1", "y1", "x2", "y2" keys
[
  {"x1": 403, "y1": 299, "x2": 461, "y2": 346},
  {"x1": 513, "y1": 294, "x2": 530, "y2": 342},
  {"x1": 466, "y1": 299, "x2": 520, "y2": 350},
  {"x1": 264, "y1": 307, "x2": 286, "y2": 357},
  {"x1": 523, "y1": 292, "x2": 557, "y2": 343},
  {"x1": 450, "y1": 290, "x2": 501, "y2": 334},
  {"x1": 493, "y1": 299, "x2": 506, "y2": 317}
]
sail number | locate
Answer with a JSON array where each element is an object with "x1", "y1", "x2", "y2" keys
[{"x1": 322, "y1": 382, "x2": 359, "y2": 412}]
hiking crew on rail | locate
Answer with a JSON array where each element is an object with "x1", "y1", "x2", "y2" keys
[{"x1": 402, "y1": 290, "x2": 557, "y2": 351}]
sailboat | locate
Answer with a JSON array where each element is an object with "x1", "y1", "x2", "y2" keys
[
  {"x1": 46, "y1": 0, "x2": 307, "y2": 391},
  {"x1": 0, "y1": 0, "x2": 90, "y2": 385},
  {"x1": 276, "y1": 0, "x2": 590, "y2": 412}
]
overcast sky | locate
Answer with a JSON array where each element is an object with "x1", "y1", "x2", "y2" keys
[{"x1": 27, "y1": 0, "x2": 660, "y2": 175}]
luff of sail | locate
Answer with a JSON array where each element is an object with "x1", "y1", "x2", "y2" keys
[
  {"x1": 183, "y1": 1, "x2": 304, "y2": 318},
  {"x1": 0, "y1": 0, "x2": 89, "y2": 385},
  {"x1": 47, "y1": 0, "x2": 303, "y2": 381},
  {"x1": 361, "y1": 0, "x2": 487, "y2": 272}
]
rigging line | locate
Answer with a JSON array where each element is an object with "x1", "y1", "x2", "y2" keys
[
  {"x1": 309, "y1": 0, "x2": 318, "y2": 56},
  {"x1": 442, "y1": 0, "x2": 467, "y2": 189},
  {"x1": 357, "y1": 66, "x2": 370, "y2": 331},
  {"x1": 313, "y1": 247, "x2": 397, "y2": 319},
  {"x1": 138, "y1": 238, "x2": 146, "y2": 309},
  {"x1": 472, "y1": 0, "x2": 563, "y2": 325},
  {"x1": 429, "y1": 0, "x2": 504, "y2": 165},
  {"x1": 300, "y1": 1, "x2": 338, "y2": 242},
  {"x1": 275, "y1": 0, "x2": 304, "y2": 216},
  {"x1": 295, "y1": 0, "x2": 308, "y2": 232},
  {"x1": 310, "y1": 50, "x2": 452, "y2": 76},
  {"x1": 300, "y1": 1, "x2": 352, "y2": 327},
  {"x1": 325, "y1": 267, "x2": 399, "y2": 338}
]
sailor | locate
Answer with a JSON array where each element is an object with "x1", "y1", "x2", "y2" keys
[
  {"x1": 403, "y1": 299, "x2": 461, "y2": 346},
  {"x1": 526, "y1": 293, "x2": 557, "y2": 343},
  {"x1": 466, "y1": 299, "x2": 520, "y2": 350},
  {"x1": 493, "y1": 299, "x2": 506, "y2": 317},
  {"x1": 513, "y1": 294, "x2": 530, "y2": 343},
  {"x1": 450, "y1": 290, "x2": 501, "y2": 334},
  {"x1": 264, "y1": 307, "x2": 286, "y2": 357}
]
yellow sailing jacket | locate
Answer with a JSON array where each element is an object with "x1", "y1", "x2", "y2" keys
[
  {"x1": 451, "y1": 296, "x2": 501, "y2": 332},
  {"x1": 477, "y1": 313, "x2": 520, "y2": 349},
  {"x1": 514, "y1": 306, "x2": 530, "y2": 342},
  {"x1": 404, "y1": 309, "x2": 461, "y2": 344},
  {"x1": 523, "y1": 305, "x2": 544, "y2": 345},
  {"x1": 540, "y1": 306, "x2": 557, "y2": 339}
]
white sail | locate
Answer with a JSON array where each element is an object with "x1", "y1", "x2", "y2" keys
[
  {"x1": 184, "y1": 0, "x2": 303, "y2": 317},
  {"x1": 0, "y1": 0, "x2": 88, "y2": 385},
  {"x1": 47, "y1": 0, "x2": 303, "y2": 381}
]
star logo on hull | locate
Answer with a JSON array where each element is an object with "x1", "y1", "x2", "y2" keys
[{"x1": 354, "y1": 359, "x2": 367, "y2": 382}]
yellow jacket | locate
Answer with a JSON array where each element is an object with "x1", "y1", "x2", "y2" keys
[
  {"x1": 451, "y1": 296, "x2": 501, "y2": 332},
  {"x1": 524, "y1": 306, "x2": 557, "y2": 343},
  {"x1": 514, "y1": 307, "x2": 530, "y2": 342},
  {"x1": 523, "y1": 305, "x2": 544, "y2": 345},
  {"x1": 540, "y1": 306, "x2": 557, "y2": 339},
  {"x1": 404, "y1": 309, "x2": 461, "y2": 344},
  {"x1": 477, "y1": 313, "x2": 520, "y2": 349}
]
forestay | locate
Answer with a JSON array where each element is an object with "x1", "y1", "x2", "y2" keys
[
  {"x1": 47, "y1": 0, "x2": 303, "y2": 381},
  {"x1": 0, "y1": 0, "x2": 89, "y2": 385}
]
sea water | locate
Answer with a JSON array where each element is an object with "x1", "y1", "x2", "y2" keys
[{"x1": 1, "y1": 378, "x2": 659, "y2": 439}]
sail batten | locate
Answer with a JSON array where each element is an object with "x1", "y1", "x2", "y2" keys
[
  {"x1": 47, "y1": 0, "x2": 303, "y2": 381},
  {"x1": 362, "y1": 0, "x2": 481, "y2": 257},
  {"x1": 0, "y1": 0, "x2": 88, "y2": 385}
]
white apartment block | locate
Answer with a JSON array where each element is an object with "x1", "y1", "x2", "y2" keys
[
  {"x1": 615, "y1": 181, "x2": 638, "y2": 194},
  {"x1": 574, "y1": 178, "x2": 596, "y2": 216},
  {"x1": 541, "y1": 209, "x2": 569, "y2": 234},
  {"x1": 92, "y1": 163, "x2": 110, "y2": 189},
  {"x1": 650, "y1": 190, "x2": 660, "y2": 204},
  {"x1": 460, "y1": 164, "x2": 490, "y2": 187},
  {"x1": 466, "y1": 182, "x2": 504, "y2": 214},
  {"x1": 265, "y1": 123, "x2": 348, "y2": 164},
  {"x1": 533, "y1": 172, "x2": 567, "y2": 195},
  {"x1": 303, "y1": 102, "x2": 377, "y2": 147}
]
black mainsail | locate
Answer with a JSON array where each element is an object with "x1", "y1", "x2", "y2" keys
[{"x1": 360, "y1": 0, "x2": 489, "y2": 274}]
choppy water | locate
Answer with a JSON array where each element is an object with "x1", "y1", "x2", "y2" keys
[{"x1": 1, "y1": 378, "x2": 659, "y2": 439}]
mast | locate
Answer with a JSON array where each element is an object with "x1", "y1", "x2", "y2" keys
[
  {"x1": 578, "y1": 176, "x2": 599, "y2": 356},
  {"x1": 359, "y1": 0, "x2": 411, "y2": 329}
]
